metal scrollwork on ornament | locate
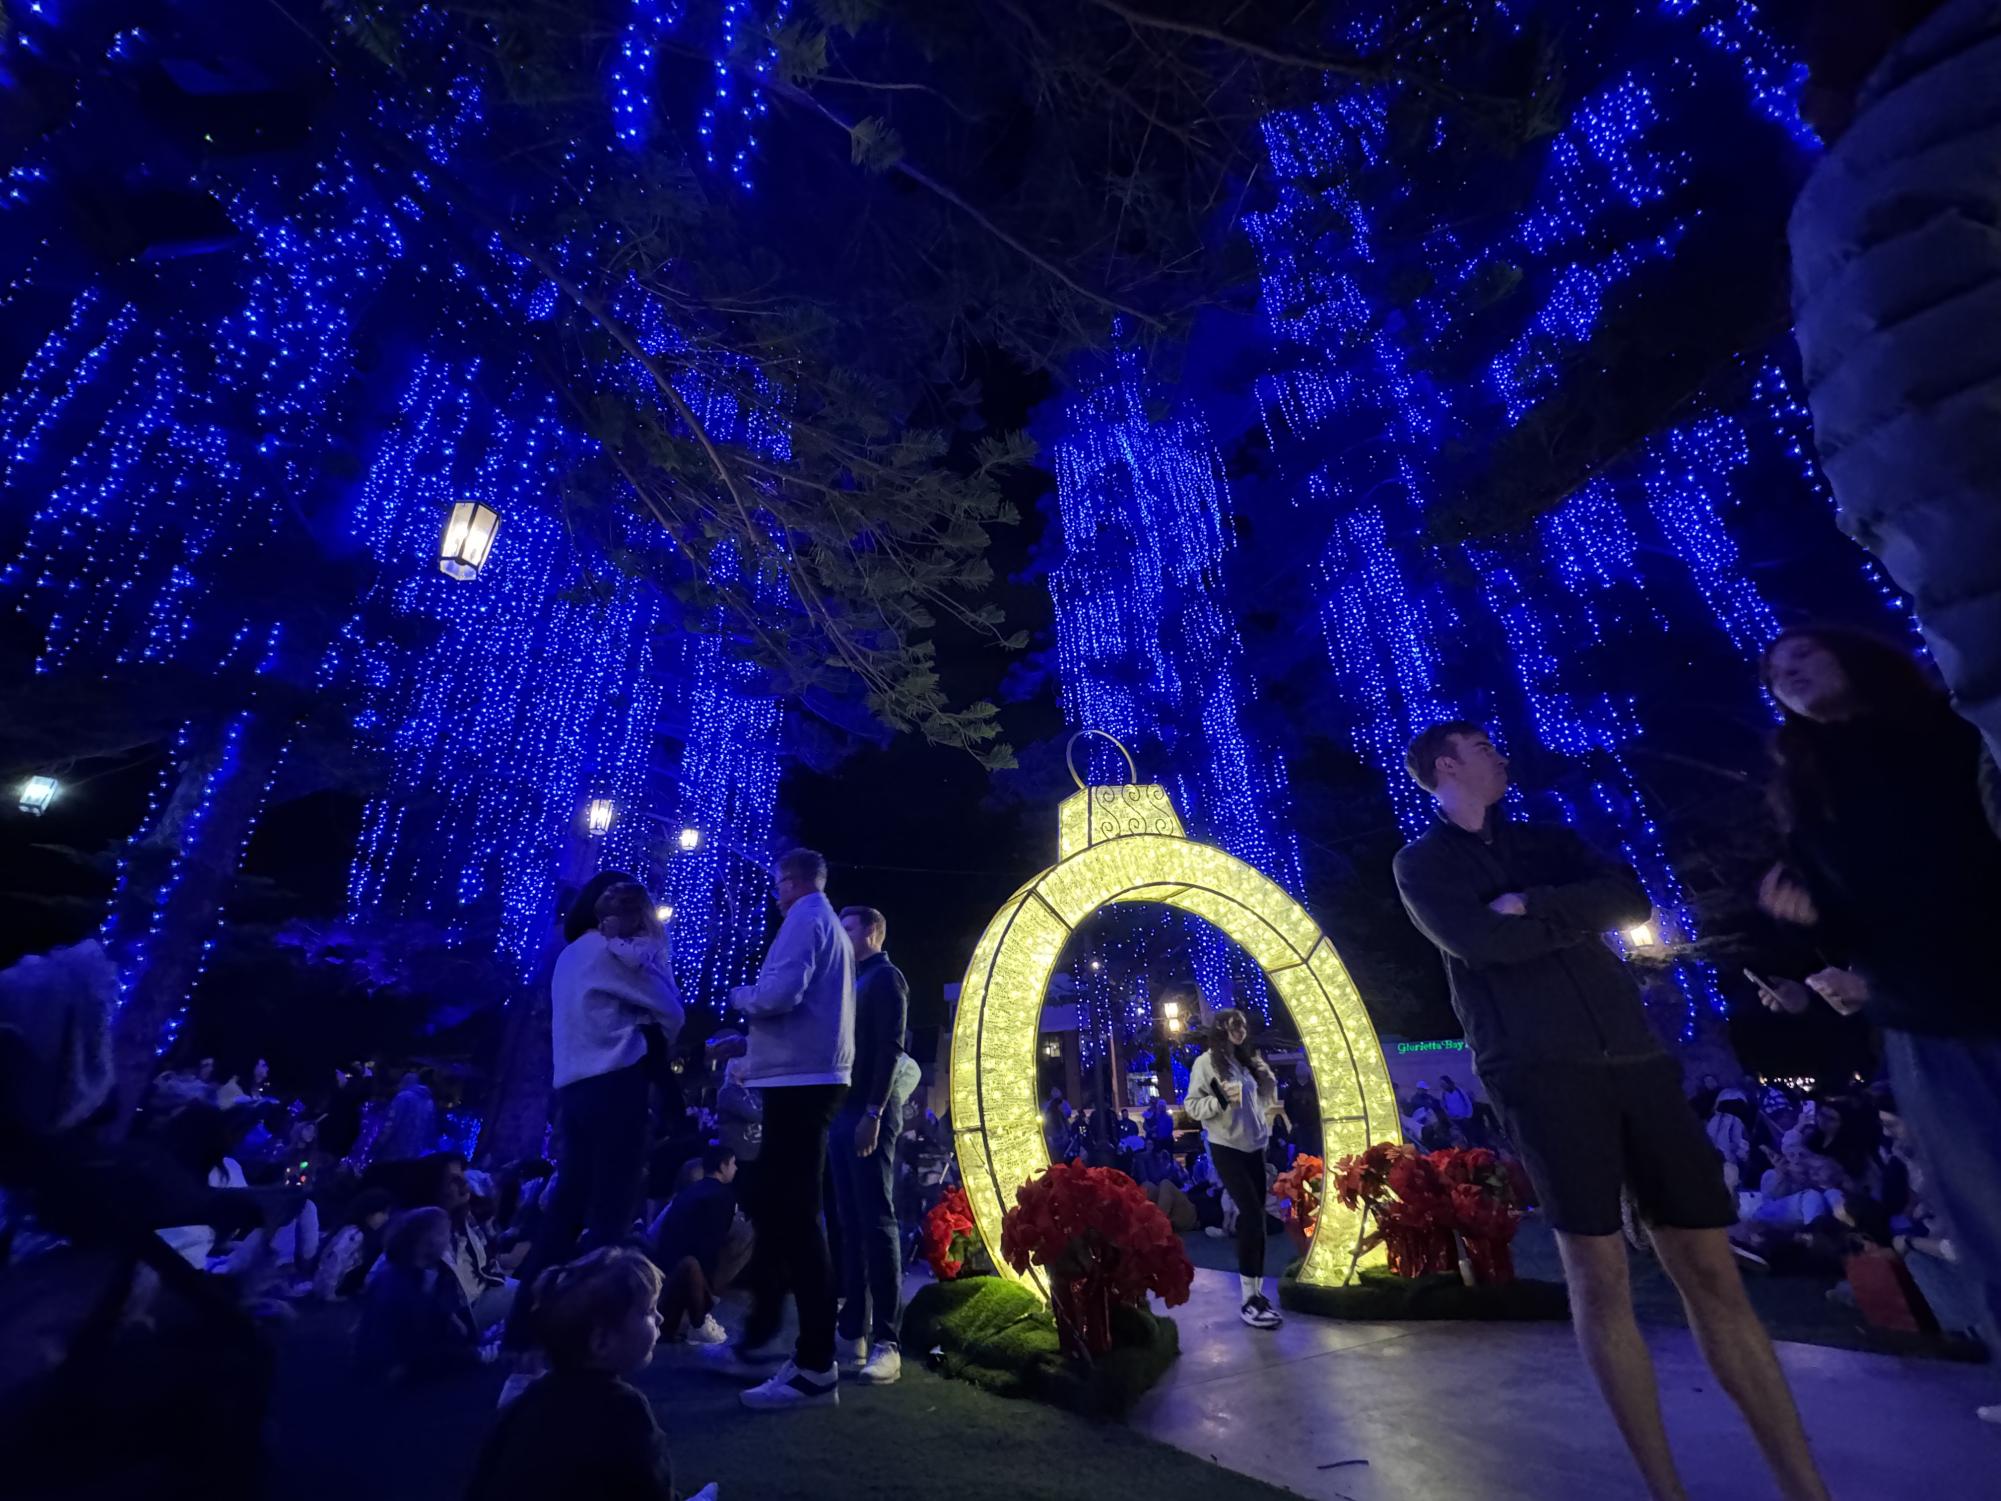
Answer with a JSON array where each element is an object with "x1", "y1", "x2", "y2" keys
[{"x1": 1091, "y1": 784, "x2": 1177, "y2": 842}]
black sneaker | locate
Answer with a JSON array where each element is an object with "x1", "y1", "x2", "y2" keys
[{"x1": 1240, "y1": 1294, "x2": 1283, "y2": 1330}]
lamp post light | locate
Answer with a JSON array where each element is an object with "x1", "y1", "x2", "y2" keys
[
  {"x1": 1162, "y1": 998, "x2": 1183, "y2": 1035},
  {"x1": 438, "y1": 501, "x2": 501, "y2": 581},
  {"x1": 1623, "y1": 919, "x2": 1659, "y2": 950},
  {"x1": 655, "y1": 903, "x2": 674, "y2": 923},
  {"x1": 585, "y1": 797, "x2": 614, "y2": 837},
  {"x1": 18, "y1": 775, "x2": 59, "y2": 815},
  {"x1": 677, "y1": 826, "x2": 702, "y2": 852}
]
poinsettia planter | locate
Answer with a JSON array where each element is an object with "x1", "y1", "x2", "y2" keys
[{"x1": 1051, "y1": 1271, "x2": 1115, "y2": 1360}]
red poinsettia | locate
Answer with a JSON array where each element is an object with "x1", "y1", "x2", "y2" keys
[
  {"x1": 1331, "y1": 1140, "x2": 1531, "y2": 1283},
  {"x1": 922, "y1": 1186, "x2": 981, "y2": 1281},
  {"x1": 1000, "y1": 1162, "x2": 1194, "y2": 1354},
  {"x1": 1271, "y1": 1154, "x2": 1325, "y2": 1236}
]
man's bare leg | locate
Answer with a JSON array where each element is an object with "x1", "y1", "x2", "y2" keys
[
  {"x1": 1650, "y1": 1225, "x2": 1831, "y2": 1501},
  {"x1": 1554, "y1": 1229, "x2": 1689, "y2": 1501}
]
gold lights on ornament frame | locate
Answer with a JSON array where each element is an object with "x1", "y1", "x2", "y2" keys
[
  {"x1": 438, "y1": 501, "x2": 501, "y2": 581},
  {"x1": 950, "y1": 731, "x2": 1404, "y2": 1299}
]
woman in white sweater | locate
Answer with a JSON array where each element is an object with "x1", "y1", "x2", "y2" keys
[
  {"x1": 501, "y1": 871, "x2": 682, "y2": 1366},
  {"x1": 1184, "y1": 1008, "x2": 1284, "y2": 1329}
]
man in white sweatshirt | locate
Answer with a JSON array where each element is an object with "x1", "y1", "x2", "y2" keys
[{"x1": 712, "y1": 847, "x2": 855, "y2": 1411}]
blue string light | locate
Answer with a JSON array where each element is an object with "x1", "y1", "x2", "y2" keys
[{"x1": 2, "y1": 16, "x2": 790, "y2": 1029}]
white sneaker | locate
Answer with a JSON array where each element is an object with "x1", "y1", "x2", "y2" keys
[
  {"x1": 835, "y1": 1335, "x2": 866, "y2": 1374},
  {"x1": 700, "y1": 1341, "x2": 785, "y2": 1380},
  {"x1": 684, "y1": 1487, "x2": 719, "y2": 1501},
  {"x1": 1203, "y1": 1226, "x2": 1227, "y2": 1239},
  {"x1": 857, "y1": 1343, "x2": 901, "y2": 1385},
  {"x1": 687, "y1": 1313, "x2": 729, "y2": 1346},
  {"x1": 741, "y1": 1359, "x2": 840, "y2": 1411},
  {"x1": 1240, "y1": 1294, "x2": 1283, "y2": 1330}
]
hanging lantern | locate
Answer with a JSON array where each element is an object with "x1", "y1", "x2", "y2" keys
[
  {"x1": 18, "y1": 775, "x2": 59, "y2": 815},
  {"x1": 677, "y1": 826, "x2": 702, "y2": 852},
  {"x1": 655, "y1": 903, "x2": 675, "y2": 923},
  {"x1": 1623, "y1": 920, "x2": 1659, "y2": 950},
  {"x1": 438, "y1": 501, "x2": 501, "y2": 581},
  {"x1": 586, "y1": 797, "x2": 614, "y2": 836}
]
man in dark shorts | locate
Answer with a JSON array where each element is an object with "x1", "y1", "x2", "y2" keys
[{"x1": 1393, "y1": 722, "x2": 1829, "y2": 1501}]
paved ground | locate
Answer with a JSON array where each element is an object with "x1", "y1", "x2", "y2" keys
[{"x1": 1131, "y1": 1265, "x2": 1999, "y2": 1501}]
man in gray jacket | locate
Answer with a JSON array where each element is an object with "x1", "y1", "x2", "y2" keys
[{"x1": 711, "y1": 848, "x2": 855, "y2": 1411}]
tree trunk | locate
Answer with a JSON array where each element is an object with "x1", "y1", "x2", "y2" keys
[
  {"x1": 478, "y1": 957, "x2": 557, "y2": 1168},
  {"x1": 477, "y1": 839, "x2": 594, "y2": 1167},
  {"x1": 109, "y1": 711, "x2": 291, "y2": 1119}
]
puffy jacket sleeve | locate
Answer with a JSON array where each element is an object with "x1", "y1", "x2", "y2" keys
[
  {"x1": 1519, "y1": 826, "x2": 1652, "y2": 935},
  {"x1": 1393, "y1": 842, "x2": 1578, "y2": 966}
]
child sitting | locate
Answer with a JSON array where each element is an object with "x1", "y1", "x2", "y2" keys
[
  {"x1": 312, "y1": 1187, "x2": 395, "y2": 1300},
  {"x1": 647, "y1": 1144, "x2": 740, "y2": 1345},
  {"x1": 355, "y1": 1206, "x2": 490, "y2": 1381},
  {"x1": 464, "y1": 1247, "x2": 717, "y2": 1501}
]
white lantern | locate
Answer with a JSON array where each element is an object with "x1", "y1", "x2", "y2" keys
[
  {"x1": 655, "y1": 904, "x2": 674, "y2": 923},
  {"x1": 438, "y1": 501, "x2": 501, "y2": 580},
  {"x1": 1162, "y1": 999, "x2": 1180, "y2": 1019},
  {"x1": 677, "y1": 827, "x2": 702, "y2": 852},
  {"x1": 1623, "y1": 920, "x2": 1659, "y2": 950},
  {"x1": 586, "y1": 797, "x2": 614, "y2": 836},
  {"x1": 18, "y1": 775, "x2": 59, "y2": 815}
]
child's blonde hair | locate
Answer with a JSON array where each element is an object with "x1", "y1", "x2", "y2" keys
[{"x1": 528, "y1": 1246, "x2": 663, "y2": 1369}]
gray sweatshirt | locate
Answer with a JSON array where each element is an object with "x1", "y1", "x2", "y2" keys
[
  {"x1": 731, "y1": 891, "x2": 855, "y2": 1088},
  {"x1": 1185, "y1": 1048, "x2": 1278, "y2": 1154}
]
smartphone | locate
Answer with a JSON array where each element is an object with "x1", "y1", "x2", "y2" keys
[{"x1": 1742, "y1": 967, "x2": 1778, "y2": 999}]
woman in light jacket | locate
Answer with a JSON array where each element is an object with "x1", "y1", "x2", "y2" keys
[{"x1": 1184, "y1": 1008, "x2": 1283, "y2": 1329}]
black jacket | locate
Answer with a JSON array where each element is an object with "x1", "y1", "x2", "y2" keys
[
  {"x1": 850, "y1": 950, "x2": 910, "y2": 1113},
  {"x1": 463, "y1": 1368, "x2": 672, "y2": 1501},
  {"x1": 648, "y1": 1175, "x2": 736, "y2": 1281},
  {"x1": 1393, "y1": 810, "x2": 1662, "y2": 1071},
  {"x1": 1782, "y1": 706, "x2": 2001, "y2": 1037}
]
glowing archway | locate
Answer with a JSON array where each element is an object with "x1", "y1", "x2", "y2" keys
[{"x1": 951, "y1": 750, "x2": 1403, "y2": 1296}]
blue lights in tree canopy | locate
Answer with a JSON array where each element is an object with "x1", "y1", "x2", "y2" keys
[
  {"x1": 1048, "y1": 345, "x2": 1302, "y2": 1041},
  {"x1": 1046, "y1": 2, "x2": 1891, "y2": 1045},
  {"x1": 0, "y1": 13, "x2": 788, "y2": 1039},
  {"x1": 611, "y1": 0, "x2": 788, "y2": 188}
]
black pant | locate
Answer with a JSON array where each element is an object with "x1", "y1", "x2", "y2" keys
[
  {"x1": 503, "y1": 1062, "x2": 649, "y2": 1348},
  {"x1": 741, "y1": 1082, "x2": 847, "y2": 1371},
  {"x1": 1209, "y1": 1142, "x2": 1269, "y2": 1281},
  {"x1": 830, "y1": 1106, "x2": 903, "y2": 1345}
]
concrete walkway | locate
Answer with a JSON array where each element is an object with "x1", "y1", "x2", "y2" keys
[{"x1": 1129, "y1": 1267, "x2": 1997, "y2": 1501}]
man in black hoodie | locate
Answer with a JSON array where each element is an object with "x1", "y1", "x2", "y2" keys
[
  {"x1": 1393, "y1": 722, "x2": 1829, "y2": 1501},
  {"x1": 828, "y1": 905, "x2": 920, "y2": 1387}
]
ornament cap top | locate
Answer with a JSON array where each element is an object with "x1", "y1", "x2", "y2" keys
[{"x1": 1064, "y1": 729, "x2": 1138, "y2": 791}]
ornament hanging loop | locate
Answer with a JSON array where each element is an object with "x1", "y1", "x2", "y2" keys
[{"x1": 1065, "y1": 729, "x2": 1139, "y2": 791}]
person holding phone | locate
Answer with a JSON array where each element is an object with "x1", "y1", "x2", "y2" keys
[
  {"x1": 1184, "y1": 1008, "x2": 1283, "y2": 1329},
  {"x1": 1753, "y1": 625, "x2": 2001, "y2": 1425}
]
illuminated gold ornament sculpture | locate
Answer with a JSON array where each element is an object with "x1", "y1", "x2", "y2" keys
[{"x1": 951, "y1": 731, "x2": 1403, "y2": 1297}]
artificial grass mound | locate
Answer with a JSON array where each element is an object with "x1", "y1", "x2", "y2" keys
[
  {"x1": 1278, "y1": 1261, "x2": 1569, "y2": 1322},
  {"x1": 902, "y1": 1275, "x2": 1179, "y2": 1419}
]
